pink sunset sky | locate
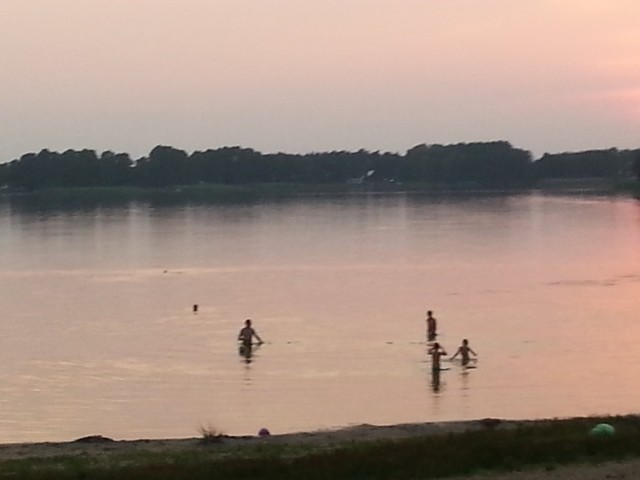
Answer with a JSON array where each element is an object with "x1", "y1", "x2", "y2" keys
[{"x1": 1, "y1": 0, "x2": 639, "y2": 162}]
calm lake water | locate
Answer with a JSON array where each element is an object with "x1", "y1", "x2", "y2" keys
[{"x1": 1, "y1": 192, "x2": 639, "y2": 443}]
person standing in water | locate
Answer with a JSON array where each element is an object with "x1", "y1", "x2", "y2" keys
[
  {"x1": 238, "y1": 319, "x2": 263, "y2": 348},
  {"x1": 426, "y1": 310, "x2": 437, "y2": 341},
  {"x1": 428, "y1": 342, "x2": 448, "y2": 372},
  {"x1": 451, "y1": 338, "x2": 477, "y2": 366}
]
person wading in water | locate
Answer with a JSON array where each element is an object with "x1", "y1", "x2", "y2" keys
[{"x1": 426, "y1": 310, "x2": 437, "y2": 342}]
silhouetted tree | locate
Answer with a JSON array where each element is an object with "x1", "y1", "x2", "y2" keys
[
  {"x1": 404, "y1": 142, "x2": 532, "y2": 187},
  {"x1": 0, "y1": 162, "x2": 7, "y2": 186},
  {"x1": 95, "y1": 151, "x2": 132, "y2": 186},
  {"x1": 533, "y1": 148, "x2": 629, "y2": 180},
  {"x1": 9, "y1": 150, "x2": 57, "y2": 190},
  {"x1": 136, "y1": 145, "x2": 189, "y2": 186},
  {"x1": 634, "y1": 151, "x2": 640, "y2": 181}
]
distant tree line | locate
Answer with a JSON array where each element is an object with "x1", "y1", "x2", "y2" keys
[
  {"x1": 535, "y1": 148, "x2": 638, "y2": 181},
  {"x1": 0, "y1": 142, "x2": 637, "y2": 191}
]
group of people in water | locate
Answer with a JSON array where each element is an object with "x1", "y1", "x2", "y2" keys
[
  {"x1": 424, "y1": 310, "x2": 478, "y2": 391},
  {"x1": 236, "y1": 310, "x2": 478, "y2": 374},
  {"x1": 425, "y1": 310, "x2": 477, "y2": 370}
]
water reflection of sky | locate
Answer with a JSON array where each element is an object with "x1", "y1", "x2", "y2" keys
[{"x1": 1, "y1": 193, "x2": 640, "y2": 442}]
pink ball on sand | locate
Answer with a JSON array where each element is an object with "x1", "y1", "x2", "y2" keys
[{"x1": 258, "y1": 428, "x2": 271, "y2": 437}]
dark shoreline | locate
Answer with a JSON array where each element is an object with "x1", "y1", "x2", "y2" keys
[
  {"x1": 0, "y1": 180, "x2": 635, "y2": 210},
  {"x1": 0, "y1": 414, "x2": 636, "y2": 459},
  {"x1": 2, "y1": 415, "x2": 640, "y2": 479}
]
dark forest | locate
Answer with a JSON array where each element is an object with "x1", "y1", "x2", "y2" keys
[{"x1": 1, "y1": 142, "x2": 638, "y2": 191}]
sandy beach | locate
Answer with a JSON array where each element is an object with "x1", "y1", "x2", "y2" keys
[
  {"x1": 1, "y1": 419, "x2": 639, "y2": 479},
  {"x1": 0, "y1": 420, "x2": 491, "y2": 461}
]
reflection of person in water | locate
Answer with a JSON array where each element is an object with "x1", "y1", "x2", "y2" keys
[
  {"x1": 239, "y1": 341, "x2": 262, "y2": 364},
  {"x1": 431, "y1": 368, "x2": 441, "y2": 392},
  {"x1": 238, "y1": 319, "x2": 263, "y2": 363}
]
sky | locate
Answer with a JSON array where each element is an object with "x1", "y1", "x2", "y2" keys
[{"x1": 1, "y1": 0, "x2": 639, "y2": 162}]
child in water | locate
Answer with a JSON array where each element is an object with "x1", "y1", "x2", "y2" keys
[
  {"x1": 426, "y1": 310, "x2": 437, "y2": 341},
  {"x1": 428, "y1": 342, "x2": 448, "y2": 372},
  {"x1": 238, "y1": 319, "x2": 263, "y2": 348},
  {"x1": 451, "y1": 339, "x2": 477, "y2": 366}
]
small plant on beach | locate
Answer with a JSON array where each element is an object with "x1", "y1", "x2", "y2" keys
[{"x1": 198, "y1": 424, "x2": 224, "y2": 444}]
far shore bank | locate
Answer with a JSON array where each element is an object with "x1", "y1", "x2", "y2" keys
[{"x1": 0, "y1": 178, "x2": 636, "y2": 204}]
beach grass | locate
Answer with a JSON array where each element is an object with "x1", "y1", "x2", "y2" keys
[{"x1": 2, "y1": 415, "x2": 640, "y2": 479}]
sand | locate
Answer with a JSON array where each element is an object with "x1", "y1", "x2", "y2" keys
[
  {"x1": 0, "y1": 419, "x2": 504, "y2": 461},
  {"x1": 1, "y1": 419, "x2": 639, "y2": 479}
]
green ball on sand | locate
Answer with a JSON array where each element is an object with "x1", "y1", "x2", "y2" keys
[{"x1": 589, "y1": 423, "x2": 615, "y2": 437}]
